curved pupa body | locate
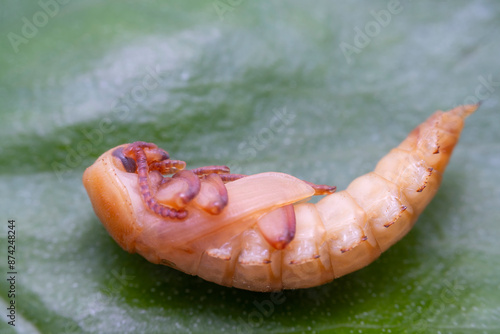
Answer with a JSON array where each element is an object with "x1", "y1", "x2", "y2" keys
[{"x1": 83, "y1": 105, "x2": 477, "y2": 291}]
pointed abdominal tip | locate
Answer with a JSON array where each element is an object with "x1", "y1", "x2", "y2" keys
[{"x1": 462, "y1": 103, "x2": 481, "y2": 117}]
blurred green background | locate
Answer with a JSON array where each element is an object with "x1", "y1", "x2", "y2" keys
[{"x1": 1, "y1": 1, "x2": 499, "y2": 333}]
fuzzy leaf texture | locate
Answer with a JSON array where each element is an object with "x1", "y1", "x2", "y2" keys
[{"x1": 0, "y1": 1, "x2": 499, "y2": 333}]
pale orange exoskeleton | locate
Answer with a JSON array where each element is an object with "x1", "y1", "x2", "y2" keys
[{"x1": 83, "y1": 104, "x2": 478, "y2": 291}]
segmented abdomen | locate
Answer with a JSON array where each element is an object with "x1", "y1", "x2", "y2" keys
[{"x1": 192, "y1": 105, "x2": 475, "y2": 291}]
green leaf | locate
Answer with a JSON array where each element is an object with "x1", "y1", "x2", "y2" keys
[{"x1": 1, "y1": 1, "x2": 499, "y2": 333}]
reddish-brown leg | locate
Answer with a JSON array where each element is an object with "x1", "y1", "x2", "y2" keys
[
  {"x1": 218, "y1": 174, "x2": 247, "y2": 182},
  {"x1": 123, "y1": 142, "x2": 188, "y2": 220},
  {"x1": 191, "y1": 165, "x2": 247, "y2": 184},
  {"x1": 121, "y1": 141, "x2": 336, "y2": 220},
  {"x1": 256, "y1": 204, "x2": 296, "y2": 250},
  {"x1": 303, "y1": 181, "x2": 336, "y2": 195},
  {"x1": 193, "y1": 174, "x2": 229, "y2": 214},
  {"x1": 155, "y1": 170, "x2": 201, "y2": 209},
  {"x1": 191, "y1": 165, "x2": 335, "y2": 194},
  {"x1": 191, "y1": 165, "x2": 230, "y2": 175},
  {"x1": 150, "y1": 159, "x2": 186, "y2": 175}
]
